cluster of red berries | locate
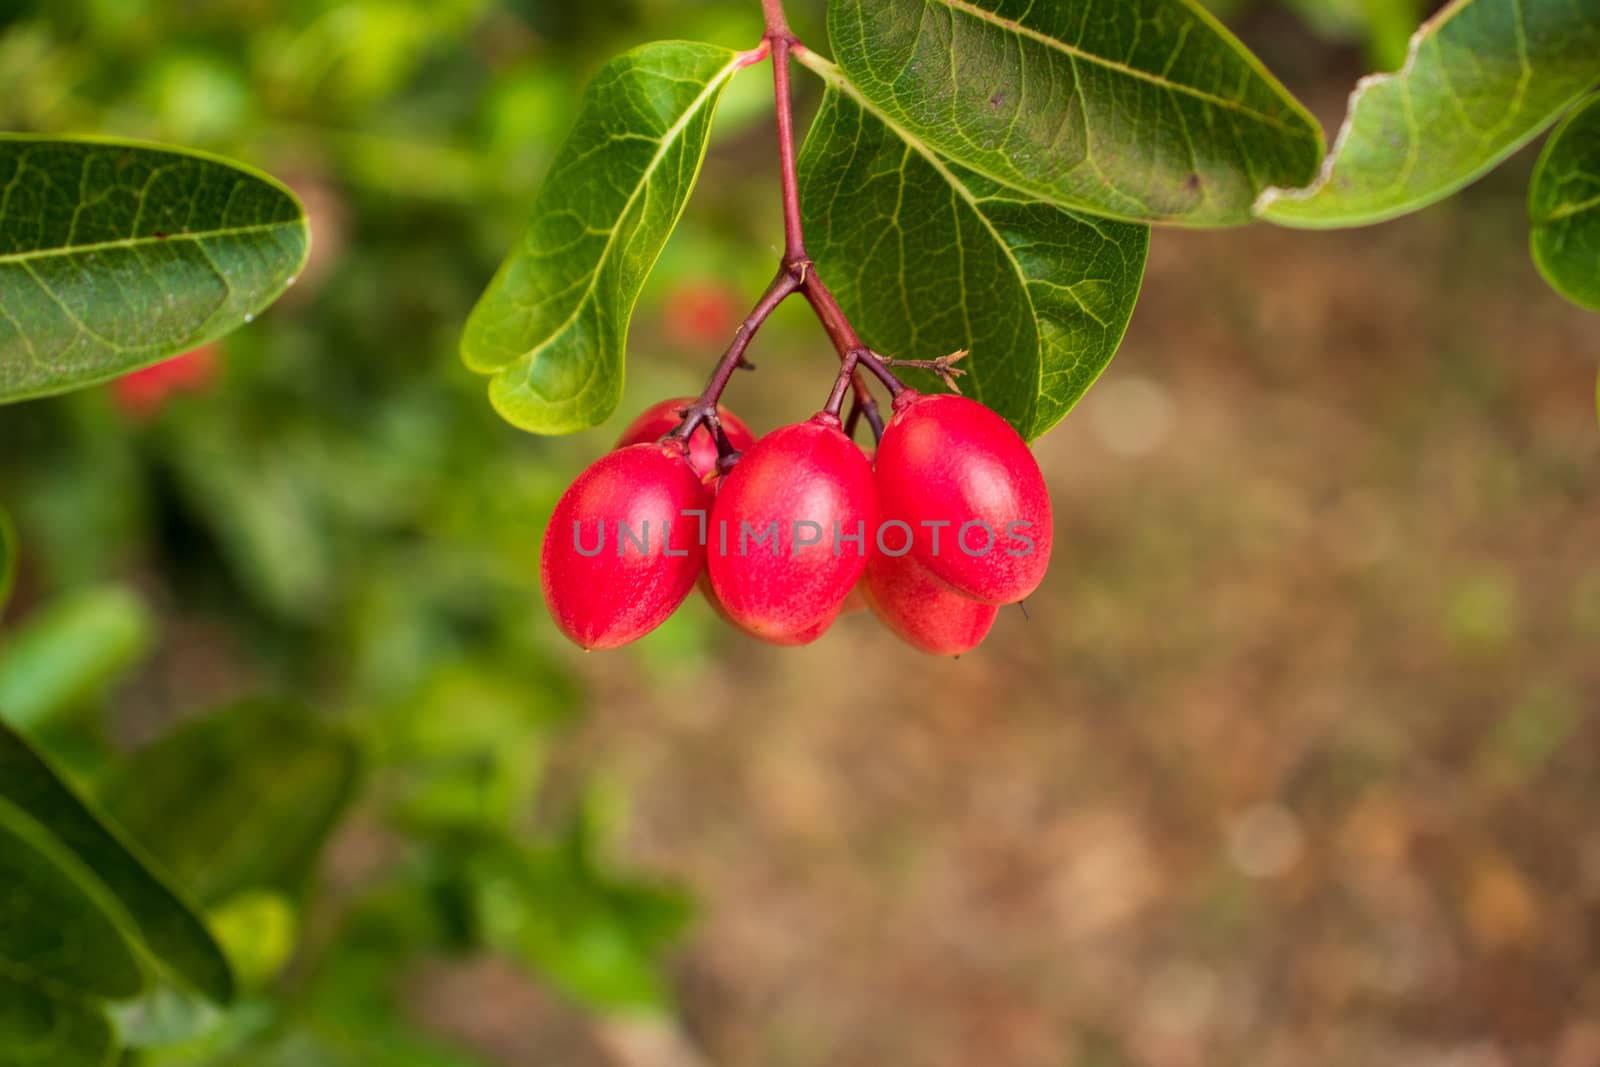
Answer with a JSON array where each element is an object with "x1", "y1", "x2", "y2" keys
[{"x1": 540, "y1": 390, "x2": 1053, "y2": 656}]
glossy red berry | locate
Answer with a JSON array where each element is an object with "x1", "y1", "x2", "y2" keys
[
  {"x1": 541, "y1": 443, "x2": 711, "y2": 650},
  {"x1": 874, "y1": 391, "x2": 1052, "y2": 604},
  {"x1": 699, "y1": 568, "x2": 840, "y2": 645},
  {"x1": 863, "y1": 549, "x2": 998, "y2": 656},
  {"x1": 615, "y1": 398, "x2": 756, "y2": 479},
  {"x1": 697, "y1": 473, "x2": 840, "y2": 646},
  {"x1": 708, "y1": 414, "x2": 878, "y2": 642}
]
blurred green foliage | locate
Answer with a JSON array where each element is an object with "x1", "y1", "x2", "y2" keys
[{"x1": 0, "y1": 0, "x2": 762, "y2": 1058}]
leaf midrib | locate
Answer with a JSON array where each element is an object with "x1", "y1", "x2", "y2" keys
[
  {"x1": 0, "y1": 220, "x2": 298, "y2": 266},
  {"x1": 921, "y1": 0, "x2": 1317, "y2": 137}
]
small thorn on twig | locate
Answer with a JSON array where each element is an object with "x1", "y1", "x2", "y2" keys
[
  {"x1": 1018, "y1": 600, "x2": 1030, "y2": 621},
  {"x1": 737, "y1": 357, "x2": 757, "y2": 371},
  {"x1": 884, "y1": 350, "x2": 969, "y2": 394}
]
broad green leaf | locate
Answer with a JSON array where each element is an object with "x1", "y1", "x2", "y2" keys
[
  {"x1": 0, "y1": 137, "x2": 310, "y2": 402},
  {"x1": 461, "y1": 41, "x2": 745, "y2": 434},
  {"x1": 797, "y1": 64, "x2": 1148, "y2": 438},
  {"x1": 0, "y1": 585, "x2": 153, "y2": 731},
  {"x1": 0, "y1": 971, "x2": 118, "y2": 1067},
  {"x1": 1529, "y1": 92, "x2": 1600, "y2": 311},
  {"x1": 101, "y1": 702, "x2": 359, "y2": 906},
  {"x1": 824, "y1": 0, "x2": 1323, "y2": 226},
  {"x1": 0, "y1": 796, "x2": 144, "y2": 997},
  {"x1": 0, "y1": 507, "x2": 14, "y2": 614},
  {"x1": 0, "y1": 794, "x2": 139, "y2": 1067},
  {"x1": 0, "y1": 718, "x2": 234, "y2": 1004},
  {"x1": 1258, "y1": 0, "x2": 1600, "y2": 227}
]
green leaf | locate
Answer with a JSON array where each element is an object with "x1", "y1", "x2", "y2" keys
[
  {"x1": 0, "y1": 795, "x2": 141, "y2": 1067},
  {"x1": 797, "y1": 62, "x2": 1148, "y2": 438},
  {"x1": 0, "y1": 136, "x2": 310, "y2": 403},
  {"x1": 0, "y1": 971, "x2": 119, "y2": 1067},
  {"x1": 1258, "y1": 0, "x2": 1600, "y2": 228},
  {"x1": 0, "y1": 585, "x2": 153, "y2": 732},
  {"x1": 0, "y1": 507, "x2": 14, "y2": 615},
  {"x1": 461, "y1": 41, "x2": 745, "y2": 434},
  {"x1": 0, "y1": 796, "x2": 145, "y2": 997},
  {"x1": 0, "y1": 718, "x2": 234, "y2": 1004},
  {"x1": 824, "y1": 0, "x2": 1323, "y2": 227},
  {"x1": 1529, "y1": 92, "x2": 1600, "y2": 311},
  {"x1": 100, "y1": 702, "x2": 360, "y2": 907}
]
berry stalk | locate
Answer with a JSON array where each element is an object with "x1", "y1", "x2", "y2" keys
[
  {"x1": 671, "y1": 268, "x2": 799, "y2": 460},
  {"x1": 672, "y1": 0, "x2": 899, "y2": 448}
]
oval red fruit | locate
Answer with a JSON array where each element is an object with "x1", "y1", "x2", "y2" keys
[
  {"x1": 874, "y1": 392, "x2": 1052, "y2": 604},
  {"x1": 708, "y1": 414, "x2": 878, "y2": 641},
  {"x1": 616, "y1": 398, "x2": 757, "y2": 478},
  {"x1": 700, "y1": 569, "x2": 840, "y2": 645},
  {"x1": 541, "y1": 443, "x2": 711, "y2": 650},
  {"x1": 863, "y1": 549, "x2": 998, "y2": 656}
]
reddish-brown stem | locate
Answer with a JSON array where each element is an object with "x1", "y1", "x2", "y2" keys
[
  {"x1": 823, "y1": 350, "x2": 859, "y2": 418},
  {"x1": 763, "y1": 0, "x2": 900, "y2": 411},
  {"x1": 761, "y1": 0, "x2": 792, "y2": 37},
  {"x1": 672, "y1": 0, "x2": 901, "y2": 450},
  {"x1": 771, "y1": 37, "x2": 806, "y2": 259},
  {"x1": 844, "y1": 388, "x2": 884, "y2": 443},
  {"x1": 671, "y1": 268, "x2": 800, "y2": 450},
  {"x1": 799, "y1": 270, "x2": 904, "y2": 395}
]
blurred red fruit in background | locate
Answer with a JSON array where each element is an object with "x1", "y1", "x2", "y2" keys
[
  {"x1": 112, "y1": 344, "x2": 219, "y2": 421},
  {"x1": 664, "y1": 281, "x2": 740, "y2": 348}
]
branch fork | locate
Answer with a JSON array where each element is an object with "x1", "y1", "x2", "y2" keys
[{"x1": 670, "y1": 0, "x2": 911, "y2": 461}]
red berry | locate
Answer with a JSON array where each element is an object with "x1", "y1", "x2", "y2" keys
[
  {"x1": 863, "y1": 549, "x2": 998, "y2": 656},
  {"x1": 874, "y1": 392, "x2": 1052, "y2": 604},
  {"x1": 541, "y1": 443, "x2": 711, "y2": 650},
  {"x1": 112, "y1": 344, "x2": 219, "y2": 420},
  {"x1": 708, "y1": 414, "x2": 878, "y2": 641},
  {"x1": 699, "y1": 569, "x2": 840, "y2": 645},
  {"x1": 698, "y1": 473, "x2": 837, "y2": 646},
  {"x1": 615, "y1": 398, "x2": 756, "y2": 479}
]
